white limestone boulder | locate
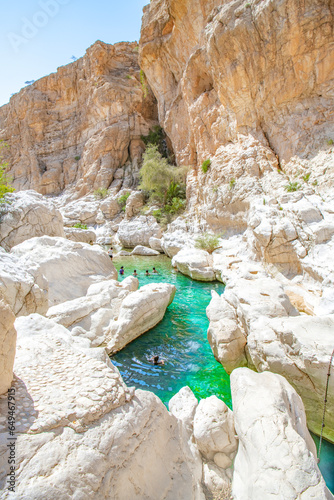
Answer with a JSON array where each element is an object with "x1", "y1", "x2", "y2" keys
[
  {"x1": 117, "y1": 216, "x2": 162, "y2": 248},
  {"x1": 149, "y1": 236, "x2": 164, "y2": 252},
  {"x1": 107, "y1": 283, "x2": 176, "y2": 354},
  {"x1": 125, "y1": 191, "x2": 144, "y2": 218},
  {"x1": 11, "y1": 236, "x2": 117, "y2": 306},
  {"x1": 60, "y1": 196, "x2": 100, "y2": 225},
  {"x1": 0, "y1": 299, "x2": 16, "y2": 395},
  {"x1": 207, "y1": 277, "x2": 298, "y2": 374},
  {"x1": 131, "y1": 245, "x2": 160, "y2": 256},
  {"x1": 64, "y1": 227, "x2": 96, "y2": 244},
  {"x1": 0, "y1": 249, "x2": 48, "y2": 316},
  {"x1": 172, "y1": 247, "x2": 216, "y2": 281},
  {"x1": 99, "y1": 196, "x2": 120, "y2": 220},
  {"x1": 162, "y1": 230, "x2": 194, "y2": 258},
  {"x1": 247, "y1": 314, "x2": 334, "y2": 442},
  {"x1": 231, "y1": 368, "x2": 332, "y2": 500},
  {"x1": 169, "y1": 386, "x2": 199, "y2": 430},
  {"x1": 0, "y1": 314, "x2": 205, "y2": 499},
  {"x1": 0, "y1": 190, "x2": 64, "y2": 251},
  {"x1": 193, "y1": 396, "x2": 238, "y2": 465},
  {"x1": 47, "y1": 279, "x2": 132, "y2": 346}
]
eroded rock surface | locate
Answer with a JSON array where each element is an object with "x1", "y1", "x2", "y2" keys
[
  {"x1": 0, "y1": 41, "x2": 157, "y2": 196},
  {"x1": 0, "y1": 315, "x2": 205, "y2": 499},
  {"x1": 0, "y1": 191, "x2": 64, "y2": 251},
  {"x1": 10, "y1": 236, "x2": 117, "y2": 306},
  {"x1": 231, "y1": 368, "x2": 332, "y2": 500},
  {"x1": 117, "y1": 216, "x2": 162, "y2": 248},
  {"x1": 0, "y1": 299, "x2": 16, "y2": 395}
]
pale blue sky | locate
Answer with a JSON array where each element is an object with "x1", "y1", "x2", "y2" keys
[{"x1": 0, "y1": 0, "x2": 148, "y2": 106}]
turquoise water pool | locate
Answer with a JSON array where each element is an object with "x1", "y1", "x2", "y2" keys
[
  {"x1": 111, "y1": 255, "x2": 333, "y2": 492},
  {"x1": 111, "y1": 255, "x2": 231, "y2": 408}
]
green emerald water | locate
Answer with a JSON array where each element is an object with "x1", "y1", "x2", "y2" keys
[
  {"x1": 111, "y1": 254, "x2": 333, "y2": 492},
  {"x1": 111, "y1": 254, "x2": 231, "y2": 408}
]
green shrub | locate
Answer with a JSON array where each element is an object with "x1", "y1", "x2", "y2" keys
[
  {"x1": 263, "y1": 198, "x2": 266, "y2": 205},
  {"x1": 201, "y1": 159, "x2": 211, "y2": 173},
  {"x1": 94, "y1": 188, "x2": 108, "y2": 199},
  {"x1": 164, "y1": 197, "x2": 186, "y2": 214},
  {"x1": 140, "y1": 70, "x2": 148, "y2": 98},
  {"x1": 118, "y1": 192, "x2": 131, "y2": 210},
  {"x1": 74, "y1": 156, "x2": 80, "y2": 161},
  {"x1": 245, "y1": 2, "x2": 251, "y2": 7},
  {"x1": 126, "y1": 75, "x2": 132, "y2": 79},
  {"x1": 73, "y1": 223, "x2": 88, "y2": 230},
  {"x1": 0, "y1": 141, "x2": 15, "y2": 203},
  {"x1": 229, "y1": 178, "x2": 236, "y2": 190},
  {"x1": 279, "y1": 206, "x2": 283, "y2": 211},
  {"x1": 139, "y1": 144, "x2": 187, "y2": 203},
  {"x1": 312, "y1": 179, "x2": 318, "y2": 186},
  {"x1": 302, "y1": 172, "x2": 311, "y2": 182},
  {"x1": 327, "y1": 139, "x2": 333, "y2": 145},
  {"x1": 195, "y1": 232, "x2": 225, "y2": 254},
  {"x1": 285, "y1": 181, "x2": 300, "y2": 192}
]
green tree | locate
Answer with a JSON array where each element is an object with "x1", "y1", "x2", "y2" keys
[
  {"x1": 139, "y1": 144, "x2": 187, "y2": 204},
  {"x1": 195, "y1": 232, "x2": 225, "y2": 254},
  {"x1": 0, "y1": 141, "x2": 14, "y2": 202}
]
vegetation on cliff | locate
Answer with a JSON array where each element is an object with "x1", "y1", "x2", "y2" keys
[{"x1": 0, "y1": 141, "x2": 14, "y2": 202}]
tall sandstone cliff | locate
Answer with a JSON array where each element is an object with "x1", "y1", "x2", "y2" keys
[
  {"x1": 139, "y1": 0, "x2": 334, "y2": 211},
  {"x1": 0, "y1": 41, "x2": 158, "y2": 196}
]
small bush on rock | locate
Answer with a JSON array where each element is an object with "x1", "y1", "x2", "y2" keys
[
  {"x1": 229, "y1": 178, "x2": 236, "y2": 190},
  {"x1": 195, "y1": 232, "x2": 224, "y2": 254},
  {"x1": 73, "y1": 223, "x2": 88, "y2": 230},
  {"x1": 0, "y1": 141, "x2": 15, "y2": 203},
  {"x1": 302, "y1": 172, "x2": 310, "y2": 182},
  {"x1": 201, "y1": 159, "x2": 211, "y2": 173},
  {"x1": 285, "y1": 181, "x2": 300, "y2": 192},
  {"x1": 118, "y1": 192, "x2": 131, "y2": 211},
  {"x1": 94, "y1": 188, "x2": 108, "y2": 199}
]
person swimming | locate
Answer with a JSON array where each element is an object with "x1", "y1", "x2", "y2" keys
[
  {"x1": 152, "y1": 267, "x2": 158, "y2": 274},
  {"x1": 148, "y1": 355, "x2": 165, "y2": 365},
  {"x1": 145, "y1": 270, "x2": 150, "y2": 276},
  {"x1": 119, "y1": 266, "x2": 124, "y2": 275},
  {"x1": 133, "y1": 270, "x2": 138, "y2": 276}
]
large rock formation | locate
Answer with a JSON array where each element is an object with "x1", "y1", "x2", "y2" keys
[
  {"x1": 10, "y1": 236, "x2": 117, "y2": 306},
  {"x1": 0, "y1": 298, "x2": 16, "y2": 395},
  {"x1": 231, "y1": 368, "x2": 332, "y2": 500},
  {"x1": 140, "y1": 0, "x2": 334, "y2": 191},
  {"x1": 0, "y1": 41, "x2": 157, "y2": 196},
  {"x1": 0, "y1": 191, "x2": 64, "y2": 251},
  {"x1": 0, "y1": 314, "x2": 205, "y2": 499},
  {"x1": 207, "y1": 276, "x2": 334, "y2": 442}
]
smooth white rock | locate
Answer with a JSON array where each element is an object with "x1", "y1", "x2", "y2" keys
[
  {"x1": 0, "y1": 190, "x2": 64, "y2": 251},
  {"x1": 0, "y1": 299, "x2": 16, "y2": 395},
  {"x1": 117, "y1": 216, "x2": 162, "y2": 248},
  {"x1": 231, "y1": 368, "x2": 332, "y2": 500},
  {"x1": 11, "y1": 236, "x2": 117, "y2": 306},
  {"x1": 172, "y1": 247, "x2": 216, "y2": 281},
  {"x1": 131, "y1": 245, "x2": 160, "y2": 256}
]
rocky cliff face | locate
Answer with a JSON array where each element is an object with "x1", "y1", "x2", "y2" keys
[
  {"x1": 139, "y1": 0, "x2": 334, "y2": 207},
  {"x1": 0, "y1": 41, "x2": 158, "y2": 196}
]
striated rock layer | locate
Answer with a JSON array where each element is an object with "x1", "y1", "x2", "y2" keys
[{"x1": 0, "y1": 41, "x2": 158, "y2": 196}]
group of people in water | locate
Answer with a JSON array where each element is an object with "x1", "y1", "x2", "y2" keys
[
  {"x1": 107, "y1": 246, "x2": 165, "y2": 365},
  {"x1": 119, "y1": 266, "x2": 158, "y2": 277}
]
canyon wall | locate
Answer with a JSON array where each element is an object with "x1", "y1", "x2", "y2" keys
[
  {"x1": 139, "y1": 0, "x2": 334, "y2": 208},
  {"x1": 0, "y1": 41, "x2": 158, "y2": 196}
]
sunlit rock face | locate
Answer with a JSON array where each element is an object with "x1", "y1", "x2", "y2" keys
[
  {"x1": 0, "y1": 41, "x2": 158, "y2": 196},
  {"x1": 140, "y1": 0, "x2": 334, "y2": 211}
]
